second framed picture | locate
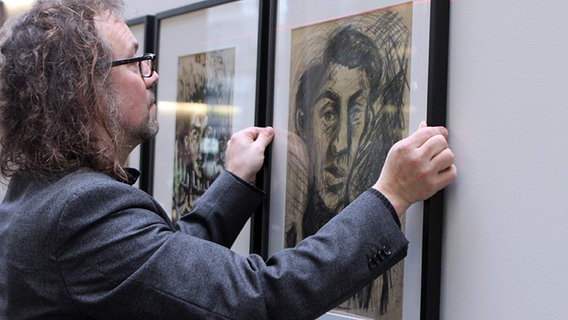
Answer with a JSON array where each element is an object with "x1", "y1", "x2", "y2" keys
[
  {"x1": 153, "y1": 0, "x2": 261, "y2": 256},
  {"x1": 266, "y1": 0, "x2": 449, "y2": 319}
]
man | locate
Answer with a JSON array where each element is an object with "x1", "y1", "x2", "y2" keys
[{"x1": 0, "y1": 0, "x2": 457, "y2": 319}]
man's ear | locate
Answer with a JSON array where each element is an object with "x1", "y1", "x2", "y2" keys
[{"x1": 295, "y1": 108, "x2": 305, "y2": 135}]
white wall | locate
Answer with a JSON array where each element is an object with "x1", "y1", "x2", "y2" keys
[
  {"x1": 443, "y1": 0, "x2": 568, "y2": 319},
  {"x1": 122, "y1": 0, "x2": 568, "y2": 319}
]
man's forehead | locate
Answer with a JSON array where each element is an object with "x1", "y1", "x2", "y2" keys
[{"x1": 95, "y1": 12, "x2": 138, "y2": 56}]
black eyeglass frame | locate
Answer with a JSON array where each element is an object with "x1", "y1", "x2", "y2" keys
[{"x1": 111, "y1": 53, "x2": 156, "y2": 78}]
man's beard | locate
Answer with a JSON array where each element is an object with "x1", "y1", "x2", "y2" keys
[
  {"x1": 111, "y1": 106, "x2": 159, "y2": 150},
  {"x1": 136, "y1": 112, "x2": 159, "y2": 142}
]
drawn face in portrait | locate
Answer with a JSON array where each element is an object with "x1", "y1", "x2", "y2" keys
[
  {"x1": 302, "y1": 63, "x2": 370, "y2": 212},
  {"x1": 294, "y1": 26, "x2": 382, "y2": 238},
  {"x1": 186, "y1": 120, "x2": 202, "y2": 162},
  {"x1": 184, "y1": 114, "x2": 204, "y2": 173}
]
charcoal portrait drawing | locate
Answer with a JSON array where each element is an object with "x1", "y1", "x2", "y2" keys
[
  {"x1": 173, "y1": 49, "x2": 236, "y2": 221},
  {"x1": 284, "y1": 5, "x2": 412, "y2": 319}
]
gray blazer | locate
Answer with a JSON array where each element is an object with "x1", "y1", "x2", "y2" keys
[{"x1": 0, "y1": 168, "x2": 408, "y2": 319}]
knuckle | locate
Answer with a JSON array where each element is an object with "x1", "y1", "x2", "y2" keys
[
  {"x1": 432, "y1": 134, "x2": 448, "y2": 147},
  {"x1": 417, "y1": 166, "x2": 432, "y2": 183},
  {"x1": 393, "y1": 140, "x2": 412, "y2": 155},
  {"x1": 409, "y1": 155, "x2": 423, "y2": 168}
]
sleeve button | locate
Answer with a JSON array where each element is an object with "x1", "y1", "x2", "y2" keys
[{"x1": 368, "y1": 257, "x2": 379, "y2": 269}]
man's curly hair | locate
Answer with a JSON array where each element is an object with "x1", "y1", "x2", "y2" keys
[{"x1": 0, "y1": 0, "x2": 129, "y2": 180}]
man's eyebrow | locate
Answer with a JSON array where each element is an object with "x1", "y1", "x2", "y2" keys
[
  {"x1": 318, "y1": 89, "x2": 340, "y2": 106},
  {"x1": 348, "y1": 89, "x2": 365, "y2": 106}
]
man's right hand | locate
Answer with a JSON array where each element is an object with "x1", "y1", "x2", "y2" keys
[{"x1": 373, "y1": 121, "x2": 457, "y2": 215}]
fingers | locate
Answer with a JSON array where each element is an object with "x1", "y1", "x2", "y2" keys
[
  {"x1": 437, "y1": 163, "x2": 458, "y2": 189},
  {"x1": 420, "y1": 133, "x2": 449, "y2": 161},
  {"x1": 236, "y1": 126, "x2": 274, "y2": 142},
  {"x1": 418, "y1": 126, "x2": 456, "y2": 188},
  {"x1": 229, "y1": 127, "x2": 274, "y2": 149},
  {"x1": 408, "y1": 124, "x2": 448, "y2": 148},
  {"x1": 431, "y1": 146, "x2": 454, "y2": 172},
  {"x1": 254, "y1": 127, "x2": 274, "y2": 149},
  {"x1": 413, "y1": 122, "x2": 452, "y2": 167},
  {"x1": 423, "y1": 130, "x2": 457, "y2": 194},
  {"x1": 226, "y1": 126, "x2": 274, "y2": 183},
  {"x1": 237, "y1": 126, "x2": 263, "y2": 141}
]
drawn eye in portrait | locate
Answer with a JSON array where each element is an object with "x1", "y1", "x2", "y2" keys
[
  {"x1": 284, "y1": 6, "x2": 412, "y2": 320},
  {"x1": 172, "y1": 48, "x2": 236, "y2": 222}
]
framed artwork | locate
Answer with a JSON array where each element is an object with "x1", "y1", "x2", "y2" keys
[
  {"x1": 264, "y1": 0, "x2": 450, "y2": 319},
  {"x1": 152, "y1": 0, "x2": 261, "y2": 256},
  {"x1": 126, "y1": 15, "x2": 156, "y2": 192}
]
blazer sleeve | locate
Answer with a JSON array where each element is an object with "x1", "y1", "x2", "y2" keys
[
  {"x1": 56, "y1": 173, "x2": 408, "y2": 320},
  {"x1": 175, "y1": 171, "x2": 264, "y2": 248}
]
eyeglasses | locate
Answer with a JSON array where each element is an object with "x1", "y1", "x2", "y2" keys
[{"x1": 111, "y1": 53, "x2": 156, "y2": 78}]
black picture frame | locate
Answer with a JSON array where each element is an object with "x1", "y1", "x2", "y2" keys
[
  {"x1": 421, "y1": 0, "x2": 451, "y2": 319},
  {"x1": 152, "y1": 0, "x2": 262, "y2": 255},
  {"x1": 257, "y1": 0, "x2": 451, "y2": 319},
  {"x1": 249, "y1": 0, "x2": 277, "y2": 259}
]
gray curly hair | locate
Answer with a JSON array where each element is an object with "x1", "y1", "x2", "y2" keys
[{"x1": 0, "y1": 0, "x2": 130, "y2": 180}]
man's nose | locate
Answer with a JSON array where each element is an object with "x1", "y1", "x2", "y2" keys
[
  {"x1": 145, "y1": 71, "x2": 159, "y2": 88},
  {"x1": 331, "y1": 120, "x2": 349, "y2": 155}
]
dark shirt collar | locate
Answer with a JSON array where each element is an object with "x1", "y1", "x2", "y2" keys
[{"x1": 122, "y1": 167, "x2": 141, "y2": 185}]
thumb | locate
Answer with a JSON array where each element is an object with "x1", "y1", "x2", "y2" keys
[{"x1": 253, "y1": 127, "x2": 274, "y2": 148}]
